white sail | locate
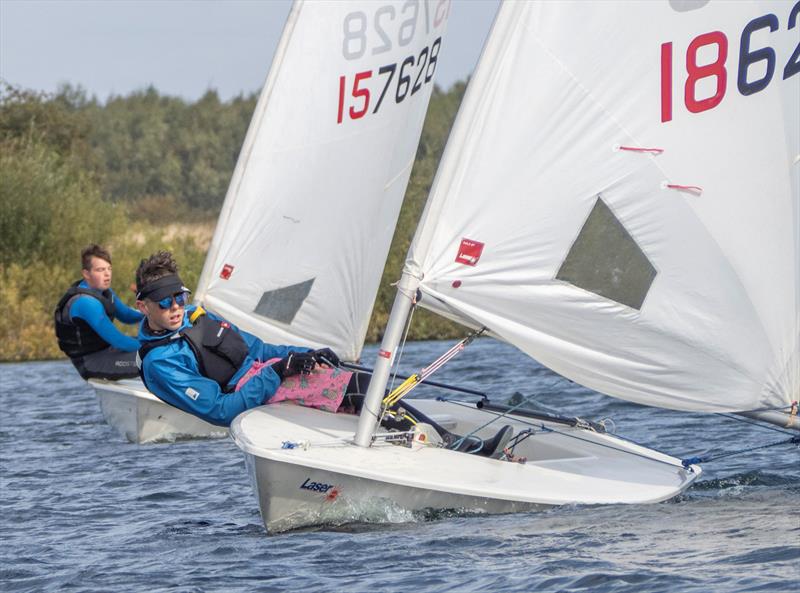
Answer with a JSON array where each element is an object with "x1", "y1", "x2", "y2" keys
[
  {"x1": 195, "y1": 0, "x2": 449, "y2": 361},
  {"x1": 407, "y1": 0, "x2": 799, "y2": 413}
]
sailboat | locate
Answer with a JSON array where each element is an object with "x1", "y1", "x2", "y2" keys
[
  {"x1": 89, "y1": 0, "x2": 450, "y2": 443},
  {"x1": 230, "y1": 0, "x2": 799, "y2": 533}
]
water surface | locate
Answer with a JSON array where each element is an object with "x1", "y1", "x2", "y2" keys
[{"x1": 2, "y1": 339, "x2": 798, "y2": 592}]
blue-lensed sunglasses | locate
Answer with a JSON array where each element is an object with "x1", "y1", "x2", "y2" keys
[{"x1": 157, "y1": 292, "x2": 190, "y2": 309}]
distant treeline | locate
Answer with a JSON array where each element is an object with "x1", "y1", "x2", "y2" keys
[{"x1": 0, "y1": 80, "x2": 466, "y2": 361}]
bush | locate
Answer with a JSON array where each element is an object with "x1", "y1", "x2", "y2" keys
[
  {"x1": 0, "y1": 221, "x2": 211, "y2": 362},
  {"x1": 0, "y1": 137, "x2": 126, "y2": 269},
  {"x1": 0, "y1": 262, "x2": 73, "y2": 360}
]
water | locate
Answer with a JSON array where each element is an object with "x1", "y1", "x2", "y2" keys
[{"x1": 1, "y1": 339, "x2": 798, "y2": 592}]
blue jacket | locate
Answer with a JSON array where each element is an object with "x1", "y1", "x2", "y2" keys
[
  {"x1": 69, "y1": 281, "x2": 142, "y2": 351},
  {"x1": 138, "y1": 305, "x2": 308, "y2": 427}
]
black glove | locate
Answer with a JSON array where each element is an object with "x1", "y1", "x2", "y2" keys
[
  {"x1": 271, "y1": 351, "x2": 316, "y2": 379},
  {"x1": 312, "y1": 348, "x2": 340, "y2": 368}
]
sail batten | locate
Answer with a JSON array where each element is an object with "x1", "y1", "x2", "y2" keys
[{"x1": 408, "y1": 0, "x2": 799, "y2": 413}]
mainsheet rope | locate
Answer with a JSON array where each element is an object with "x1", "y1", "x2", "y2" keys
[
  {"x1": 442, "y1": 400, "x2": 687, "y2": 470},
  {"x1": 714, "y1": 413, "x2": 797, "y2": 436},
  {"x1": 447, "y1": 395, "x2": 538, "y2": 452},
  {"x1": 681, "y1": 435, "x2": 800, "y2": 468}
]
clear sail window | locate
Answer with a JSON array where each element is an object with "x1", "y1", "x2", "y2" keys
[
  {"x1": 253, "y1": 278, "x2": 315, "y2": 324},
  {"x1": 556, "y1": 196, "x2": 656, "y2": 310}
]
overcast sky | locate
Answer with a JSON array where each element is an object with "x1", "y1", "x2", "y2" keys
[{"x1": 0, "y1": 0, "x2": 500, "y2": 102}]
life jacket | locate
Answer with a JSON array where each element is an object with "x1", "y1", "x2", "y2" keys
[
  {"x1": 137, "y1": 307, "x2": 249, "y2": 392},
  {"x1": 54, "y1": 281, "x2": 116, "y2": 358}
]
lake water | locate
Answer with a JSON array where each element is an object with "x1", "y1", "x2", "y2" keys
[{"x1": 1, "y1": 338, "x2": 798, "y2": 592}]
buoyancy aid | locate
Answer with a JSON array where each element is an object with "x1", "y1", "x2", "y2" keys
[
  {"x1": 137, "y1": 307, "x2": 250, "y2": 392},
  {"x1": 54, "y1": 281, "x2": 116, "y2": 358}
]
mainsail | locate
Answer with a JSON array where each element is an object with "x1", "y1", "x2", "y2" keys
[
  {"x1": 196, "y1": 0, "x2": 449, "y2": 361},
  {"x1": 406, "y1": 0, "x2": 799, "y2": 413}
]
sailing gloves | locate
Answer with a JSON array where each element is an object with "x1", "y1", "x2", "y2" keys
[
  {"x1": 271, "y1": 351, "x2": 316, "y2": 379},
  {"x1": 270, "y1": 348, "x2": 341, "y2": 380},
  {"x1": 312, "y1": 348, "x2": 340, "y2": 368}
]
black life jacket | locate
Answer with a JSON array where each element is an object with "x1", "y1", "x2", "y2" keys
[
  {"x1": 54, "y1": 281, "x2": 116, "y2": 358},
  {"x1": 137, "y1": 308, "x2": 249, "y2": 392}
]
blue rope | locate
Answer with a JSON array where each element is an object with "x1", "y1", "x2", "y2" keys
[
  {"x1": 447, "y1": 395, "x2": 535, "y2": 451},
  {"x1": 681, "y1": 435, "x2": 800, "y2": 468}
]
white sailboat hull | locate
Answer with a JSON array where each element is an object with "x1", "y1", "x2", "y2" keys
[
  {"x1": 89, "y1": 378, "x2": 228, "y2": 444},
  {"x1": 232, "y1": 400, "x2": 700, "y2": 533},
  {"x1": 242, "y1": 450, "x2": 549, "y2": 534}
]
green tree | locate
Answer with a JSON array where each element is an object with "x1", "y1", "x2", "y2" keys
[
  {"x1": 366, "y1": 83, "x2": 467, "y2": 342},
  {"x1": 0, "y1": 134, "x2": 126, "y2": 267}
]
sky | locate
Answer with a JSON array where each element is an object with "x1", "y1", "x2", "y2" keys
[{"x1": 0, "y1": 0, "x2": 500, "y2": 102}]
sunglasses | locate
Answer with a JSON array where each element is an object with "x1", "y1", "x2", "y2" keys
[{"x1": 156, "y1": 292, "x2": 190, "y2": 309}]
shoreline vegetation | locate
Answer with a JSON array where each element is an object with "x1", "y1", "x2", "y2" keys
[{"x1": 0, "y1": 80, "x2": 467, "y2": 362}]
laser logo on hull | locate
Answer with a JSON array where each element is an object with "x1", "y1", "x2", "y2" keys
[{"x1": 299, "y1": 478, "x2": 334, "y2": 494}]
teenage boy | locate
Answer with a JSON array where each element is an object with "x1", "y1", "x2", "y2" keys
[{"x1": 54, "y1": 244, "x2": 142, "y2": 380}]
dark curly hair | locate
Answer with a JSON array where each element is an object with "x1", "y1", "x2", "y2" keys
[
  {"x1": 81, "y1": 244, "x2": 111, "y2": 270},
  {"x1": 135, "y1": 250, "x2": 179, "y2": 294}
]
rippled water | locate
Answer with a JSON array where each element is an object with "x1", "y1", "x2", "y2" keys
[{"x1": 2, "y1": 339, "x2": 798, "y2": 592}]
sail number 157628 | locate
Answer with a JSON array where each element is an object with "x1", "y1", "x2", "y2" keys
[{"x1": 336, "y1": 0, "x2": 449, "y2": 125}]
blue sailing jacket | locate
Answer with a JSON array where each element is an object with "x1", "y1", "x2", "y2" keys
[
  {"x1": 137, "y1": 305, "x2": 307, "y2": 426},
  {"x1": 68, "y1": 280, "x2": 142, "y2": 351}
]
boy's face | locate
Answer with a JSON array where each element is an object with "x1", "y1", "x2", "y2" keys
[
  {"x1": 82, "y1": 256, "x2": 112, "y2": 290},
  {"x1": 137, "y1": 294, "x2": 185, "y2": 332}
]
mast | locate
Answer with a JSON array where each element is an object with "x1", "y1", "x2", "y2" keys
[{"x1": 354, "y1": 270, "x2": 420, "y2": 447}]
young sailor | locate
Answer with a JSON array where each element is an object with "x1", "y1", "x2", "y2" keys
[
  {"x1": 54, "y1": 244, "x2": 142, "y2": 380},
  {"x1": 134, "y1": 250, "x2": 353, "y2": 427},
  {"x1": 134, "y1": 250, "x2": 512, "y2": 455}
]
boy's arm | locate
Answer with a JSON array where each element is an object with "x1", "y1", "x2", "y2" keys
[
  {"x1": 70, "y1": 296, "x2": 140, "y2": 351},
  {"x1": 111, "y1": 290, "x2": 144, "y2": 324},
  {"x1": 144, "y1": 346, "x2": 277, "y2": 427}
]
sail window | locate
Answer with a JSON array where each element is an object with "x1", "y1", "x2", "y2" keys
[
  {"x1": 556, "y1": 197, "x2": 656, "y2": 310},
  {"x1": 253, "y1": 279, "x2": 315, "y2": 324}
]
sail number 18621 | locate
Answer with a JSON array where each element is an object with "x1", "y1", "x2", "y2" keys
[{"x1": 660, "y1": 0, "x2": 799, "y2": 122}]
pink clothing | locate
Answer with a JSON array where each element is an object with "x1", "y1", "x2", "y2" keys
[{"x1": 235, "y1": 359, "x2": 351, "y2": 413}]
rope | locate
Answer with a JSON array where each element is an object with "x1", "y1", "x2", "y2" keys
[
  {"x1": 448, "y1": 394, "x2": 535, "y2": 451},
  {"x1": 279, "y1": 430, "x2": 420, "y2": 451},
  {"x1": 444, "y1": 400, "x2": 688, "y2": 470},
  {"x1": 733, "y1": 401, "x2": 798, "y2": 415},
  {"x1": 715, "y1": 413, "x2": 797, "y2": 437},
  {"x1": 381, "y1": 328, "x2": 485, "y2": 409},
  {"x1": 388, "y1": 297, "x2": 417, "y2": 393},
  {"x1": 681, "y1": 435, "x2": 800, "y2": 468},
  {"x1": 500, "y1": 428, "x2": 544, "y2": 462},
  {"x1": 341, "y1": 362, "x2": 489, "y2": 399}
]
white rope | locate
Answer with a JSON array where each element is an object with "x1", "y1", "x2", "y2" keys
[{"x1": 388, "y1": 300, "x2": 416, "y2": 392}]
